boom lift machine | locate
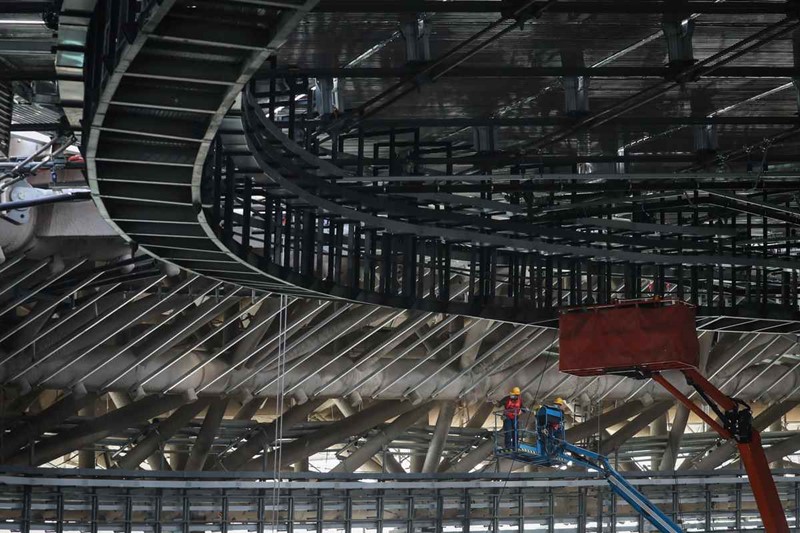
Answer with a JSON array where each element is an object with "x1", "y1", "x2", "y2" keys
[
  {"x1": 495, "y1": 405, "x2": 683, "y2": 533},
  {"x1": 557, "y1": 298, "x2": 789, "y2": 533}
]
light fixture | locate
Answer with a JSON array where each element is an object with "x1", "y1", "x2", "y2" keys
[{"x1": 0, "y1": 19, "x2": 44, "y2": 25}]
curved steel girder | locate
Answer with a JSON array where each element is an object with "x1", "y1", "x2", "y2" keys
[
  {"x1": 83, "y1": 0, "x2": 329, "y2": 300},
  {"x1": 79, "y1": 3, "x2": 800, "y2": 331},
  {"x1": 241, "y1": 89, "x2": 800, "y2": 270}
]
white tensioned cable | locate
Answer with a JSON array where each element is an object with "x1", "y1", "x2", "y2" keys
[{"x1": 271, "y1": 294, "x2": 289, "y2": 533}]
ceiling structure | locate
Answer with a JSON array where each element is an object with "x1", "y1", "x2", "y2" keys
[
  {"x1": 75, "y1": 0, "x2": 800, "y2": 332},
  {"x1": 2, "y1": 0, "x2": 800, "y2": 491}
]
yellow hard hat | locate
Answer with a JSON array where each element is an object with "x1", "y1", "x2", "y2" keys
[
  {"x1": 510, "y1": 387, "x2": 521, "y2": 396},
  {"x1": 554, "y1": 397, "x2": 566, "y2": 405}
]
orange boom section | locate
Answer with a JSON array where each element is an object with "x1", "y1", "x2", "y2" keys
[{"x1": 558, "y1": 299, "x2": 699, "y2": 377}]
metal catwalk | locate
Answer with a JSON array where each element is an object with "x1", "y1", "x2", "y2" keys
[{"x1": 0, "y1": 468, "x2": 799, "y2": 533}]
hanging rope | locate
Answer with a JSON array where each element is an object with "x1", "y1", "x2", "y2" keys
[
  {"x1": 270, "y1": 294, "x2": 290, "y2": 533},
  {"x1": 496, "y1": 350, "x2": 551, "y2": 504}
]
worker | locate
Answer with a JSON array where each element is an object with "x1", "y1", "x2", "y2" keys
[
  {"x1": 535, "y1": 398, "x2": 568, "y2": 456},
  {"x1": 550, "y1": 397, "x2": 567, "y2": 433},
  {"x1": 499, "y1": 387, "x2": 529, "y2": 449}
]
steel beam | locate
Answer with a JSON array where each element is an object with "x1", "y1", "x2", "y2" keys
[
  {"x1": 659, "y1": 404, "x2": 690, "y2": 471},
  {"x1": 314, "y1": 313, "x2": 435, "y2": 396},
  {"x1": 649, "y1": 413, "x2": 668, "y2": 470},
  {"x1": 228, "y1": 304, "x2": 355, "y2": 394},
  {"x1": 185, "y1": 397, "x2": 229, "y2": 471},
  {"x1": 78, "y1": 399, "x2": 97, "y2": 469},
  {"x1": 233, "y1": 397, "x2": 264, "y2": 421},
  {"x1": 0, "y1": 392, "x2": 99, "y2": 460},
  {"x1": 230, "y1": 298, "x2": 283, "y2": 366},
  {"x1": 285, "y1": 309, "x2": 406, "y2": 396},
  {"x1": 0, "y1": 39, "x2": 53, "y2": 55},
  {"x1": 0, "y1": 1, "x2": 50, "y2": 14},
  {"x1": 759, "y1": 434, "x2": 800, "y2": 465},
  {"x1": 599, "y1": 401, "x2": 673, "y2": 455},
  {"x1": 313, "y1": 1, "x2": 798, "y2": 14},
  {"x1": 686, "y1": 400, "x2": 800, "y2": 470},
  {"x1": 442, "y1": 438, "x2": 495, "y2": 473},
  {"x1": 126, "y1": 293, "x2": 242, "y2": 373},
  {"x1": 466, "y1": 403, "x2": 495, "y2": 429},
  {"x1": 565, "y1": 401, "x2": 645, "y2": 442},
  {"x1": 422, "y1": 401, "x2": 457, "y2": 473},
  {"x1": 331, "y1": 402, "x2": 431, "y2": 473},
  {"x1": 726, "y1": 433, "x2": 800, "y2": 469},
  {"x1": 378, "y1": 452, "x2": 407, "y2": 474},
  {"x1": 116, "y1": 399, "x2": 211, "y2": 470},
  {"x1": 217, "y1": 399, "x2": 325, "y2": 471},
  {"x1": 524, "y1": 17, "x2": 800, "y2": 153},
  {"x1": 253, "y1": 306, "x2": 392, "y2": 396},
  {"x1": 256, "y1": 66, "x2": 800, "y2": 79},
  {"x1": 7, "y1": 394, "x2": 188, "y2": 467},
  {"x1": 254, "y1": 400, "x2": 416, "y2": 470}
]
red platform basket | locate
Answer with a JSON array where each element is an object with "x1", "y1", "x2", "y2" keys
[{"x1": 558, "y1": 299, "x2": 699, "y2": 377}]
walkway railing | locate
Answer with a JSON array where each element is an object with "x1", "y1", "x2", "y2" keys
[{"x1": 1, "y1": 467, "x2": 798, "y2": 532}]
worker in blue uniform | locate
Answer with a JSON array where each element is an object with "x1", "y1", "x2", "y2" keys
[
  {"x1": 535, "y1": 398, "x2": 567, "y2": 455},
  {"x1": 498, "y1": 387, "x2": 529, "y2": 449}
]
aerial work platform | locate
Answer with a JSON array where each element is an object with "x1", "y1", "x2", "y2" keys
[
  {"x1": 555, "y1": 298, "x2": 790, "y2": 533},
  {"x1": 493, "y1": 405, "x2": 683, "y2": 533}
]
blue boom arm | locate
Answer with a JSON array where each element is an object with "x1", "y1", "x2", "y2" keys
[
  {"x1": 558, "y1": 442, "x2": 682, "y2": 533},
  {"x1": 494, "y1": 406, "x2": 683, "y2": 533}
]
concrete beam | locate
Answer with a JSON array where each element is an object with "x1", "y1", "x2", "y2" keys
[
  {"x1": 12, "y1": 346, "x2": 800, "y2": 401},
  {"x1": 334, "y1": 406, "x2": 387, "y2": 474},
  {"x1": 5, "y1": 388, "x2": 43, "y2": 414},
  {"x1": 333, "y1": 398, "x2": 355, "y2": 417},
  {"x1": 245, "y1": 300, "x2": 330, "y2": 370},
  {"x1": 185, "y1": 397, "x2": 229, "y2": 471},
  {"x1": 410, "y1": 454, "x2": 425, "y2": 473},
  {"x1": 105, "y1": 390, "x2": 168, "y2": 470},
  {"x1": 334, "y1": 398, "x2": 406, "y2": 472},
  {"x1": 706, "y1": 334, "x2": 763, "y2": 377}
]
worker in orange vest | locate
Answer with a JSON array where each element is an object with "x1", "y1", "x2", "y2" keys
[{"x1": 499, "y1": 387, "x2": 529, "y2": 449}]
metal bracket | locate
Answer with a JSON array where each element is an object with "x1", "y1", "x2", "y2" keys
[
  {"x1": 401, "y1": 16, "x2": 431, "y2": 64},
  {"x1": 472, "y1": 126, "x2": 498, "y2": 153},
  {"x1": 313, "y1": 77, "x2": 343, "y2": 117},
  {"x1": 662, "y1": 18, "x2": 695, "y2": 70},
  {"x1": 0, "y1": 181, "x2": 45, "y2": 225},
  {"x1": 686, "y1": 374, "x2": 753, "y2": 443}
]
